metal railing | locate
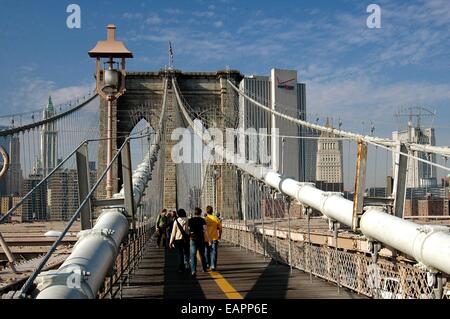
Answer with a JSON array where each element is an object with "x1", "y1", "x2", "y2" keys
[
  {"x1": 17, "y1": 135, "x2": 138, "y2": 297},
  {"x1": 175, "y1": 75, "x2": 450, "y2": 277},
  {"x1": 27, "y1": 77, "x2": 168, "y2": 299},
  {"x1": 222, "y1": 221, "x2": 450, "y2": 299},
  {"x1": 98, "y1": 221, "x2": 155, "y2": 299},
  {"x1": 0, "y1": 127, "x2": 159, "y2": 298}
]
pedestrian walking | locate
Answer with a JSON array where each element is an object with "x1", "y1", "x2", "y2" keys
[
  {"x1": 204, "y1": 206, "x2": 222, "y2": 271},
  {"x1": 170, "y1": 209, "x2": 190, "y2": 272},
  {"x1": 188, "y1": 207, "x2": 211, "y2": 276},
  {"x1": 155, "y1": 209, "x2": 168, "y2": 248},
  {"x1": 166, "y1": 210, "x2": 176, "y2": 248}
]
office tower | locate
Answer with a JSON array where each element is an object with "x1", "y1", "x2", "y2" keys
[
  {"x1": 22, "y1": 173, "x2": 47, "y2": 221},
  {"x1": 392, "y1": 126, "x2": 437, "y2": 188},
  {"x1": 0, "y1": 196, "x2": 10, "y2": 214},
  {"x1": 238, "y1": 69, "x2": 306, "y2": 219},
  {"x1": 40, "y1": 96, "x2": 58, "y2": 176},
  {"x1": 238, "y1": 70, "x2": 306, "y2": 179},
  {"x1": 304, "y1": 130, "x2": 319, "y2": 182},
  {"x1": 315, "y1": 119, "x2": 344, "y2": 192},
  {"x1": 47, "y1": 163, "x2": 97, "y2": 221},
  {"x1": 7, "y1": 136, "x2": 22, "y2": 195}
]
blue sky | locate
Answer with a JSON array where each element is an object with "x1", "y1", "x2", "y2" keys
[{"x1": 0, "y1": 0, "x2": 450, "y2": 144}]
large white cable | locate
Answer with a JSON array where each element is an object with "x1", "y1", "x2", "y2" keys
[
  {"x1": 174, "y1": 77, "x2": 450, "y2": 275},
  {"x1": 34, "y1": 79, "x2": 168, "y2": 299}
]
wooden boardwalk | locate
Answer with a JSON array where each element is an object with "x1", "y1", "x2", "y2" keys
[{"x1": 118, "y1": 241, "x2": 367, "y2": 299}]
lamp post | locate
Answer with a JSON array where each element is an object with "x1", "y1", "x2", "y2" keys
[{"x1": 89, "y1": 24, "x2": 133, "y2": 198}]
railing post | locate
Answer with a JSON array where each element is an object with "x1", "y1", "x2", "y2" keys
[
  {"x1": 355, "y1": 253, "x2": 365, "y2": 294},
  {"x1": 261, "y1": 184, "x2": 267, "y2": 259},
  {"x1": 306, "y1": 207, "x2": 312, "y2": 282},
  {"x1": 127, "y1": 241, "x2": 131, "y2": 286},
  {"x1": 121, "y1": 139, "x2": 136, "y2": 231},
  {"x1": 331, "y1": 221, "x2": 341, "y2": 293},
  {"x1": 285, "y1": 196, "x2": 292, "y2": 274},
  {"x1": 76, "y1": 142, "x2": 92, "y2": 230},
  {"x1": 352, "y1": 139, "x2": 367, "y2": 231},
  {"x1": 120, "y1": 244, "x2": 124, "y2": 278},
  {"x1": 133, "y1": 235, "x2": 137, "y2": 269},
  {"x1": 272, "y1": 191, "x2": 277, "y2": 263},
  {"x1": 393, "y1": 142, "x2": 408, "y2": 218},
  {"x1": 109, "y1": 275, "x2": 113, "y2": 299},
  {"x1": 237, "y1": 220, "x2": 241, "y2": 250}
]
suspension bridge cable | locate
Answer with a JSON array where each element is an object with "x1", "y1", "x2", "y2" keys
[
  {"x1": 0, "y1": 93, "x2": 98, "y2": 137},
  {"x1": 227, "y1": 80, "x2": 450, "y2": 157}
]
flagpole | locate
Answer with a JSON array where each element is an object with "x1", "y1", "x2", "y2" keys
[
  {"x1": 168, "y1": 41, "x2": 173, "y2": 69},
  {"x1": 168, "y1": 42, "x2": 171, "y2": 69}
]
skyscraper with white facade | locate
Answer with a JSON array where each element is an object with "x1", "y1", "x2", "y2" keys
[
  {"x1": 315, "y1": 119, "x2": 343, "y2": 191},
  {"x1": 39, "y1": 96, "x2": 58, "y2": 176},
  {"x1": 392, "y1": 125, "x2": 437, "y2": 188},
  {"x1": 238, "y1": 69, "x2": 306, "y2": 219},
  {"x1": 238, "y1": 69, "x2": 306, "y2": 180}
]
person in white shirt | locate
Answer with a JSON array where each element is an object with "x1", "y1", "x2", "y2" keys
[{"x1": 169, "y1": 208, "x2": 190, "y2": 272}]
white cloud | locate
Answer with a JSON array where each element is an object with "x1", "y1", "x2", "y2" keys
[
  {"x1": 122, "y1": 12, "x2": 162, "y2": 26},
  {"x1": 306, "y1": 75, "x2": 450, "y2": 137},
  {"x1": 145, "y1": 14, "x2": 162, "y2": 25},
  {"x1": 122, "y1": 2, "x2": 450, "y2": 145},
  {"x1": 51, "y1": 84, "x2": 94, "y2": 106},
  {"x1": 19, "y1": 63, "x2": 38, "y2": 74},
  {"x1": 122, "y1": 12, "x2": 143, "y2": 20},
  {"x1": 193, "y1": 11, "x2": 215, "y2": 18},
  {"x1": 165, "y1": 8, "x2": 183, "y2": 15},
  {"x1": 8, "y1": 77, "x2": 94, "y2": 113}
]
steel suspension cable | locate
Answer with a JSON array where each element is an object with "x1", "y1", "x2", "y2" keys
[{"x1": 227, "y1": 80, "x2": 450, "y2": 158}]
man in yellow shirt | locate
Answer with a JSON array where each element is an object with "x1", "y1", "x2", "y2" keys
[{"x1": 204, "y1": 205, "x2": 222, "y2": 271}]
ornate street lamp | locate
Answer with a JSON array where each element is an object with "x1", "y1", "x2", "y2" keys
[{"x1": 89, "y1": 24, "x2": 133, "y2": 198}]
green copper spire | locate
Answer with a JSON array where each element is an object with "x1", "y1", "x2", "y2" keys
[{"x1": 47, "y1": 96, "x2": 54, "y2": 111}]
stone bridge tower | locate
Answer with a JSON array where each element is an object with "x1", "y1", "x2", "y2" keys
[{"x1": 97, "y1": 70, "x2": 243, "y2": 217}]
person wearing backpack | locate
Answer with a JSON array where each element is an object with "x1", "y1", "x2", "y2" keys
[
  {"x1": 169, "y1": 209, "x2": 190, "y2": 272},
  {"x1": 166, "y1": 210, "x2": 176, "y2": 249},
  {"x1": 188, "y1": 207, "x2": 211, "y2": 276},
  {"x1": 155, "y1": 209, "x2": 168, "y2": 248}
]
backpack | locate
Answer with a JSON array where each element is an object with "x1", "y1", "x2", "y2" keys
[
  {"x1": 175, "y1": 218, "x2": 189, "y2": 243},
  {"x1": 157, "y1": 215, "x2": 167, "y2": 228}
]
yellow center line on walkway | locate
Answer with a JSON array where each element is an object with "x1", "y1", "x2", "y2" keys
[
  {"x1": 197, "y1": 252, "x2": 243, "y2": 299},
  {"x1": 208, "y1": 270, "x2": 243, "y2": 299}
]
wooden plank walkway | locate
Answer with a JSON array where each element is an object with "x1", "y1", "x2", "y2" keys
[{"x1": 118, "y1": 241, "x2": 367, "y2": 299}]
